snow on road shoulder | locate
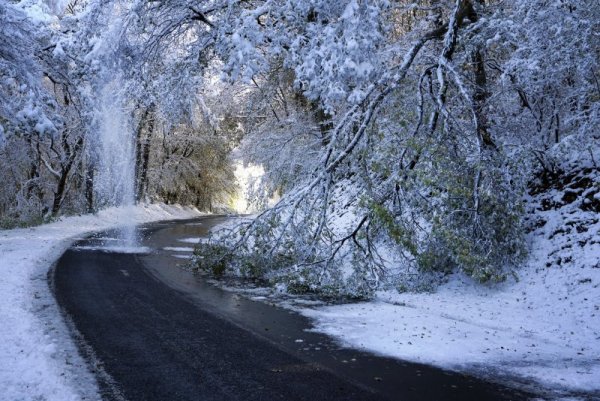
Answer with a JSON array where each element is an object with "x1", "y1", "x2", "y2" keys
[
  {"x1": 0, "y1": 204, "x2": 202, "y2": 401},
  {"x1": 301, "y1": 265, "x2": 600, "y2": 397}
]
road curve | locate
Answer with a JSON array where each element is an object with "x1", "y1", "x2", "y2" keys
[{"x1": 52, "y1": 216, "x2": 532, "y2": 401}]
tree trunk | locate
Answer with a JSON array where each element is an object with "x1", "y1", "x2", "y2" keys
[
  {"x1": 471, "y1": 48, "x2": 496, "y2": 150},
  {"x1": 51, "y1": 137, "x2": 83, "y2": 216},
  {"x1": 85, "y1": 165, "x2": 94, "y2": 213},
  {"x1": 459, "y1": 1, "x2": 495, "y2": 152},
  {"x1": 135, "y1": 104, "x2": 155, "y2": 201}
]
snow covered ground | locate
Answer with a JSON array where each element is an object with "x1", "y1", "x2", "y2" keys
[
  {"x1": 0, "y1": 204, "x2": 202, "y2": 401},
  {"x1": 298, "y1": 175, "x2": 600, "y2": 399},
  {"x1": 301, "y1": 269, "x2": 599, "y2": 398}
]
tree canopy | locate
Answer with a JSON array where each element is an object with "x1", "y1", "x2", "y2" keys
[{"x1": 1, "y1": 0, "x2": 598, "y2": 293}]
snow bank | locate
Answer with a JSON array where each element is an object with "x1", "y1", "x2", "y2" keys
[{"x1": 0, "y1": 204, "x2": 202, "y2": 401}]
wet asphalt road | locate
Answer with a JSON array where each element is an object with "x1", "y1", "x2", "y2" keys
[{"x1": 52, "y1": 216, "x2": 533, "y2": 401}]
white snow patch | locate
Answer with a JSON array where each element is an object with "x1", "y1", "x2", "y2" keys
[
  {"x1": 163, "y1": 246, "x2": 194, "y2": 252},
  {"x1": 0, "y1": 203, "x2": 202, "y2": 401},
  {"x1": 74, "y1": 245, "x2": 152, "y2": 254},
  {"x1": 178, "y1": 237, "x2": 205, "y2": 244},
  {"x1": 172, "y1": 254, "x2": 193, "y2": 260},
  {"x1": 17, "y1": 0, "x2": 56, "y2": 25}
]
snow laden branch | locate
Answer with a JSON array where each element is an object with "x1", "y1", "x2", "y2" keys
[{"x1": 196, "y1": 0, "x2": 533, "y2": 296}]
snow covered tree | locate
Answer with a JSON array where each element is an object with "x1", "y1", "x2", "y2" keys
[
  {"x1": 2, "y1": 0, "x2": 597, "y2": 295},
  {"x1": 189, "y1": 0, "x2": 598, "y2": 294},
  {"x1": 0, "y1": 1, "x2": 88, "y2": 223}
]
